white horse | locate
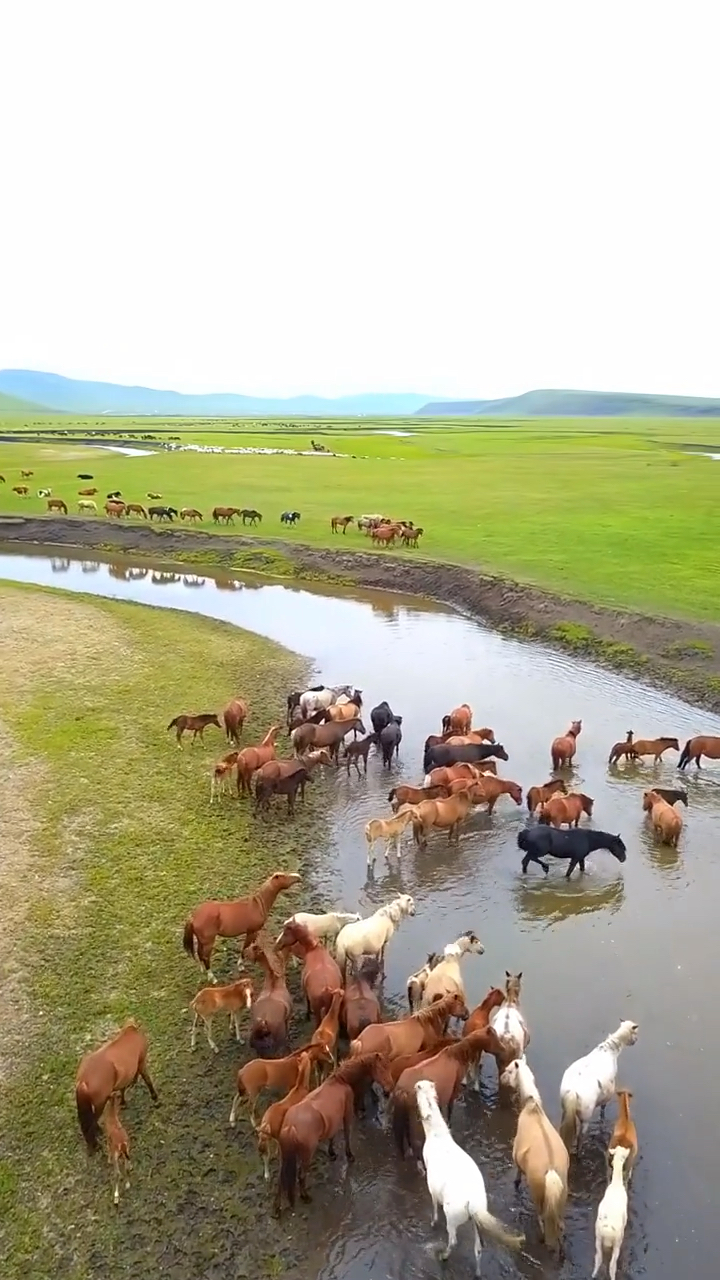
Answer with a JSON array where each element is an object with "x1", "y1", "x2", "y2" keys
[
  {"x1": 560, "y1": 1020, "x2": 639, "y2": 1153},
  {"x1": 500, "y1": 1056, "x2": 569, "y2": 1253},
  {"x1": 299, "y1": 684, "x2": 353, "y2": 718},
  {"x1": 490, "y1": 971, "x2": 530, "y2": 1068},
  {"x1": 276, "y1": 910, "x2": 360, "y2": 947},
  {"x1": 414, "y1": 1080, "x2": 524, "y2": 1276},
  {"x1": 335, "y1": 894, "x2": 415, "y2": 976},
  {"x1": 593, "y1": 1146, "x2": 630, "y2": 1280},
  {"x1": 422, "y1": 931, "x2": 485, "y2": 1006}
]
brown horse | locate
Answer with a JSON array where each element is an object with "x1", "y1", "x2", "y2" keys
[
  {"x1": 608, "y1": 730, "x2": 636, "y2": 764},
  {"x1": 105, "y1": 500, "x2": 126, "y2": 518},
  {"x1": 21, "y1": 468, "x2": 34, "y2": 477},
  {"x1": 444, "y1": 728, "x2": 496, "y2": 745},
  {"x1": 102, "y1": 1094, "x2": 132, "y2": 1205},
  {"x1": 189, "y1": 975, "x2": 254, "y2": 1053},
  {"x1": 180, "y1": 507, "x2": 203, "y2": 521},
  {"x1": 342, "y1": 733, "x2": 378, "y2": 773},
  {"x1": 465, "y1": 987, "x2": 506, "y2": 1037},
  {"x1": 125, "y1": 503, "x2": 148, "y2": 518},
  {"x1": 183, "y1": 870, "x2": 301, "y2": 982},
  {"x1": 631, "y1": 736, "x2": 680, "y2": 763},
  {"x1": 642, "y1": 789, "x2": 683, "y2": 847},
  {"x1": 254, "y1": 750, "x2": 331, "y2": 804},
  {"x1": 236, "y1": 725, "x2": 282, "y2": 794},
  {"x1": 388, "y1": 783, "x2": 449, "y2": 812},
  {"x1": 275, "y1": 1052, "x2": 394, "y2": 1214},
  {"x1": 349, "y1": 991, "x2": 468, "y2": 1059},
  {"x1": 678, "y1": 734, "x2": 720, "y2": 770},
  {"x1": 448, "y1": 775, "x2": 523, "y2": 814},
  {"x1": 323, "y1": 701, "x2": 363, "y2": 725},
  {"x1": 387, "y1": 1037, "x2": 459, "y2": 1086},
  {"x1": 401, "y1": 526, "x2": 424, "y2": 547},
  {"x1": 342, "y1": 957, "x2": 382, "y2": 1040},
  {"x1": 310, "y1": 989, "x2": 344, "y2": 1075},
  {"x1": 275, "y1": 920, "x2": 343, "y2": 1027},
  {"x1": 256, "y1": 1052, "x2": 314, "y2": 1180},
  {"x1": 245, "y1": 936, "x2": 294, "y2": 1057},
  {"x1": 12, "y1": 485, "x2": 29, "y2": 495},
  {"x1": 229, "y1": 1042, "x2": 334, "y2": 1127},
  {"x1": 167, "y1": 712, "x2": 222, "y2": 746},
  {"x1": 539, "y1": 792, "x2": 594, "y2": 828},
  {"x1": 411, "y1": 789, "x2": 474, "y2": 846},
  {"x1": 424, "y1": 762, "x2": 492, "y2": 789},
  {"x1": 526, "y1": 778, "x2": 568, "y2": 813},
  {"x1": 222, "y1": 696, "x2": 249, "y2": 744},
  {"x1": 212, "y1": 505, "x2": 241, "y2": 524},
  {"x1": 392, "y1": 1028, "x2": 503, "y2": 1161},
  {"x1": 551, "y1": 720, "x2": 582, "y2": 769},
  {"x1": 47, "y1": 497, "x2": 68, "y2": 514},
  {"x1": 371, "y1": 523, "x2": 402, "y2": 546},
  {"x1": 330, "y1": 515, "x2": 354, "y2": 534},
  {"x1": 292, "y1": 718, "x2": 366, "y2": 761},
  {"x1": 442, "y1": 703, "x2": 473, "y2": 734},
  {"x1": 210, "y1": 751, "x2": 239, "y2": 802},
  {"x1": 75, "y1": 1020, "x2": 159, "y2": 1153},
  {"x1": 78, "y1": 486, "x2": 98, "y2": 495}
]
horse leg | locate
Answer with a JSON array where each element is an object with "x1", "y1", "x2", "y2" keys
[
  {"x1": 565, "y1": 858, "x2": 579, "y2": 880},
  {"x1": 190, "y1": 1012, "x2": 199, "y2": 1051},
  {"x1": 232, "y1": 1010, "x2": 243, "y2": 1043},
  {"x1": 203, "y1": 1015, "x2": 219, "y2": 1054},
  {"x1": 608, "y1": 1241, "x2": 622, "y2": 1280},
  {"x1": 471, "y1": 1221, "x2": 483, "y2": 1277},
  {"x1": 514, "y1": 1162, "x2": 523, "y2": 1191},
  {"x1": 343, "y1": 1093, "x2": 355, "y2": 1161},
  {"x1": 438, "y1": 1214, "x2": 459, "y2": 1262},
  {"x1": 298, "y1": 1159, "x2": 312, "y2": 1203},
  {"x1": 139, "y1": 1063, "x2": 159, "y2": 1103},
  {"x1": 176, "y1": 726, "x2": 183, "y2": 746},
  {"x1": 113, "y1": 1152, "x2": 121, "y2": 1206}
]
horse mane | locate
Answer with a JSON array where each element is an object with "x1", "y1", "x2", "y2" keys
[
  {"x1": 480, "y1": 986, "x2": 504, "y2": 1010},
  {"x1": 248, "y1": 933, "x2": 285, "y2": 977},
  {"x1": 332, "y1": 1053, "x2": 384, "y2": 1084},
  {"x1": 443, "y1": 1030, "x2": 495, "y2": 1065},
  {"x1": 414, "y1": 994, "x2": 459, "y2": 1024}
]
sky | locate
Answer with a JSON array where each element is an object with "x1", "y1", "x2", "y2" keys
[{"x1": 1, "y1": 2, "x2": 717, "y2": 401}]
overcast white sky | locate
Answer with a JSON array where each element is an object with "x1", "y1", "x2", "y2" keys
[{"x1": 1, "y1": 2, "x2": 717, "y2": 399}]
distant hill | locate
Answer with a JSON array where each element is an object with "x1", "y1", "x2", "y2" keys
[
  {"x1": 0, "y1": 370, "x2": 436, "y2": 418},
  {"x1": 416, "y1": 389, "x2": 720, "y2": 417},
  {"x1": 0, "y1": 389, "x2": 48, "y2": 413}
]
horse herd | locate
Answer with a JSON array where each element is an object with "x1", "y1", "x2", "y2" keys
[{"x1": 74, "y1": 682, "x2": 720, "y2": 1275}]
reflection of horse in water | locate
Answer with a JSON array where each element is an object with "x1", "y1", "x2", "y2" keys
[
  {"x1": 513, "y1": 877, "x2": 624, "y2": 926},
  {"x1": 109, "y1": 564, "x2": 131, "y2": 581},
  {"x1": 151, "y1": 572, "x2": 181, "y2": 584},
  {"x1": 81, "y1": 561, "x2": 101, "y2": 574},
  {"x1": 127, "y1": 568, "x2": 148, "y2": 581},
  {"x1": 215, "y1": 574, "x2": 242, "y2": 591},
  {"x1": 182, "y1": 575, "x2": 205, "y2": 588},
  {"x1": 51, "y1": 558, "x2": 71, "y2": 572}
]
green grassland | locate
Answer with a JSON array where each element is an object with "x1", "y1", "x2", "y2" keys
[
  {"x1": 1, "y1": 415, "x2": 719, "y2": 620},
  {"x1": 0, "y1": 583, "x2": 321, "y2": 1279}
]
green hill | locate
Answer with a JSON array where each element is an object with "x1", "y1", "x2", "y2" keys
[
  {"x1": 416, "y1": 389, "x2": 720, "y2": 417},
  {"x1": 0, "y1": 390, "x2": 48, "y2": 414}
]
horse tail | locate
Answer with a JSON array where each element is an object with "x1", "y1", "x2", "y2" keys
[
  {"x1": 75, "y1": 1081, "x2": 99, "y2": 1153},
  {"x1": 559, "y1": 1091, "x2": 579, "y2": 1152},
  {"x1": 250, "y1": 1019, "x2": 275, "y2": 1057},
  {"x1": 472, "y1": 1209, "x2": 524, "y2": 1252},
  {"x1": 387, "y1": 788, "x2": 396, "y2": 803},
  {"x1": 278, "y1": 1139, "x2": 298, "y2": 1209},
  {"x1": 335, "y1": 937, "x2": 347, "y2": 973},
  {"x1": 542, "y1": 1170, "x2": 566, "y2": 1250},
  {"x1": 678, "y1": 738, "x2": 692, "y2": 770},
  {"x1": 392, "y1": 1094, "x2": 411, "y2": 1157},
  {"x1": 182, "y1": 918, "x2": 197, "y2": 959},
  {"x1": 167, "y1": 717, "x2": 180, "y2": 730}
]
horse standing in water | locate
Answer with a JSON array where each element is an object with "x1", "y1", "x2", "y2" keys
[
  {"x1": 183, "y1": 871, "x2": 301, "y2": 982},
  {"x1": 550, "y1": 720, "x2": 582, "y2": 769},
  {"x1": 75, "y1": 1020, "x2": 159, "y2": 1153},
  {"x1": 518, "y1": 827, "x2": 627, "y2": 879},
  {"x1": 501, "y1": 1056, "x2": 569, "y2": 1254},
  {"x1": 678, "y1": 734, "x2": 720, "y2": 769},
  {"x1": 490, "y1": 972, "x2": 530, "y2": 1073},
  {"x1": 560, "y1": 1020, "x2": 639, "y2": 1153},
  {"x1": 274, "y1": 920, "x2": 343, "y2": 1026},
  {"x1": 244, "y1": 937, "x2": 294, "y2": 1057}
]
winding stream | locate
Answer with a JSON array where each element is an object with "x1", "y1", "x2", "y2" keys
[{"x1": 2, "y1": 546, "x2": 720, "y2": 1280}]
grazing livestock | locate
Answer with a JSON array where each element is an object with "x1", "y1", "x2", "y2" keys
[
  {"x1": 678, "y1": 734, "x2": 720, "y2": 769},
  {"x1": 38, "y1": 487, "x2": 52, "y2": 497},
  {"x1": 107, "y1": 490, "x2": 122, "y2": 499},
  {"x1": 526, "y1": 778, "x2": 568, "y2": 812},
  {"x1": 608, "y1": 730, "x2": 636, "y2": 764},
  {"x1": 254, "y1": 764, "x2": 312, "y2": 817},
  {"x1": 182, "y1": 870, "x2": 300, "y2": 983},
  {"x1": 411, "y1": 789, "x2": 475, "y2": 847},
  {"x1": 167, "y1": 712, "x2": 222, "y2": 746},
  {"x1": 464, "y1": 988, "x2": 505, "y2": 1088},
  {"x1": 12, "y1": 485, "x2": 29, "y2": 495},
  {"x1": 147, "y1": 491, "x2": 162, "y2": 499},
  {"x1": 423, "y1": 740, "x2": 509, "y2": 773},
  {"x1": 102, "y1": 1095, "x2": 132, "y2": 1206},
  {"x1": 222, "y1": 695, "x2": 249, "y2": 744},
  {"x1": 75, "y1": 1020, "x2": 159, "y2": 1153},
  {"x1": 371, "y1": 523, "x2": 402, "y2": 546},
  {"x1": 489, "y1": 972, "x2": 530, "y2": 1071},
  {"x1": 125, "y1": 503, "x2": 148, "y2": 518},
  {"x1": 309, "y1": 988, "x2": 344, "y2": 1073},
  {"x1": 47, "y1": 498, "x2": 67, "y2": 514},
  {"x1": 538, "y1": 792, "x2": 594, "y2": 828},
  {"x1": 448, "y1": 775, "x2": 522, "y2": 814},
  {"x1": 189, "y1": 976, "x2": 254, "y2": 1054},
  {"x1": 370, "y1": 701, "x2": 397, "y2": 734},
  {"x1": 630, "y1": 735, "x2": 680, "y2": 762},
  {"x1": 78, "y1": 486, "x2": 98, "y2": 495},
  {"x1": 387, "y1": 1037, "x2": 459, "y2": 1086},
  {"x1": 559, "y1": 1020, "x2": 638, "y2": 1153},
  {"x1": 21, "y1": 469, "x2": 34, "y2": 477},
  {"x1": 642, "y1": 789, "x2": 683, "y2": 846},
  {"x1": 244, "y1": 937, "x2": 294, "y2": 1057},
  {"x1": 501, "y1": 1056, "x2": 569, "y2": 1254},
  {"x1": 342, "y1": 733, "x2": 378, "y2": 773},
  {"x1": 518, "y1": 827, "x2": 627, "y2": 879},
  {"x1": 240, "y1": 508, "x2": 262, "y2": 525},
  {"x1": 255, "y1": 1052, "x2": 314, "y2": 1181},
  {"x1": 229, "y1": 1042, "x2": 334, "y2": 1127},
  {"x1": 350, "y1": 991, "x2": 468, "y2": 1060},
  {"x1": 280, "y1": 510, "x2": 301, "y2": 524},
  {"x1": 341, "y1": 957, "x2": 382, "y2": 1040},
  {"x1": 180, "y1": 507, "x2": 203, "y2": 521},
  {"x1": 330, "y1": 514, "x2": 354, "y2": 533},
  {"x1": 392, "y1": 1029, "x2": 502, "y2": 1164},
  {"x1": 551, "y1": 720, "x2": 582, "y2": 769},
  {"x1": 148, "y1": 505, "x2": 178, "y2": 521},
  {"x1": 78, "y1": 499, "x2": 98, "y2": 514},
  {"x1": 365, "y1": 806, "x2": 418, "y2": 867},
  {"x1": 422, "y1": 932, "x2": 485, "y2": 1007},
  {"x1": 335, "y1": 894, "x2": 416, "y2": 978},
  {"x1": 379, "y1": 717, "x2": 403, "y2": 767},
  {"x1": 592, "y1": 1147, "x2": 630, "y2": 1280},
  {"x1": 322, "y1": 698, "x2": 364, "y2": 728},
  {"x1": 274, "y1": 920, "x2": 343, "y2": 1027},
  {"x1": 77, "y1": 473, "x2": 94, "y2": 479},
  {"x1": 607, "y1": 1089, "x2": 638, "y2": 1182},
  {"x1": 442, "y1": 703, "x2": 473, "y2": 735}
]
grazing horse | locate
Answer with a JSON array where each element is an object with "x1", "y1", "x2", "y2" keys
[
  {"x1": 518, "y1": 827, "x2": 627, "y2": 879},
  {"x1": 183, "y1": 870, "x2": 301, "y2": 982},
  {"x1": 230, "y1": 1042, "x2": 334, "y2": 1126},
  {"x1": 342, "y1": 957, "x2": 382, "y2": 1040},
  {"x1": 335, "y1": 895, "x2": 415, "y2": 977},
  {"x1": 414, "y1": 1080, "x2": 524, "y2": 1273},
  {"x1": 406, "y1": 953, "x2": 442, "y2": 1012},
  {"x1": 222, "y1": 695, "x2": 249, "y2": 744},
  {"x1": 78, "y1": 486, "x2": 98, "y2": 495},
  {"x1": 12, "y1": 485, "x2": 29, "y2": 495},
  {"x1": 392, "y1": 1029, "x2": 503, "y2": 1163},
  {"x1": 370, "y1": 700, "x2": 397, "y2": 734},
  {"x1": 235, "y1": 726, "x2": 281, "y2": 795},
  {"x1": 379, "y1": 718, "x2": 403, "y2": 767},
  {"x1": 448, "y1": 775, "x2": 523, "y2": 814},
  {"x1": 275, "y1": 1053, "x2": 394, "y2": 1215},
  {"x1": 245, "y1": 936, "x2": 294, "y2": 1057},
  {"x1": 350, "y1": 991, "x2": 468, "y2": 1059},
  {"x1": 559, "y1": 1020, "x2": 639, "y2": 1153},
  {"x1": 102, "y1": 1095, "x2": 132, "y2": 1206},
  {"x1": 389, "y1": 783, "x2": 448, "y2": 812},
  {"x1": 256, "y1": 1052, "x2": 314, "y2": 1180},
  {"x1": 607, "y1": 1089, "x2": 638, "y2": 1182},
  {"x1": 642, "y1": 789, "x2": 683, "y2": 846},
  {"x1": 489, "y1": 972, "x2": 530, "y2": 1072},
  {"x1": 371, "y1": 523, "x2": 402, "y2": 546},
  {"x1": 678, "y1": 734, "x2": 720, "y2": 769},
  {"x1": 105, "y1": 500, "x2": 126, "y2": 518},
  {"x1": 167, "y1": 712, "x2": 222, "y2": 746},
  {"x1": 274, "y1": 920, "x2": 343, "y2": 1026},
  {"x1": 239, "y1": 507, "x2": 262, "y2": 524},
  {"x1": 442, "y1": 703, "x2": 473, "y2": 735},
  {"x1": 422, "y1": 932, "x2": 485, "y2": 1007},
  {"x1": 608, "y1": 730, "x2": 636, "y2": 764},
  {"x1": 501, "y1": 1056, "x2": 569, "y2": 1254},
  {"x1": 47, "y1": 497, "x2": 68, "y2": 514},
  {"x1": 189, "y1": 976, "x2": 254, "y2": 1054},
  {"x1": 412, "y1": 789, "x2": 475, "y2": 847},
  {"x1": 423, "y1": 741, "x2": 509, "y2": 773},
  {"x1": 593, "y1": 1147, "x2": 630, "y2": 1280},
  {"x1": 77, "y1": 473, "x2": 94, "y2": 480},
  {"x1": 526, "y1": 778, "x2": 568, "y2": 813},
  {"x1": 330, "y1": 515, "x2": 354, "y2": 534},
  {"x1": 538, "y1": 792, "x2": 594, "y2": 828},
  {"x1": 551, "y1": 720, "x2": 582, "y2": 769},
  {"x1": 180, "y1": 507, "x2": 203, "y2": 521},
  {"x1": 631, "y1": 735, "x2": 680, "y2": 762},
  {"x1": 342, "y1": 733, "x2": 378, "y2": 773},
  {"x1": 75, "y1": 1020, "x2": 159, "y2": 1153}
]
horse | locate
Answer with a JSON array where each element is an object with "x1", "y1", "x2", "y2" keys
[
  {"x1": 392, "y1": 1029, "x2": 503, "y2": 1164},
  {"x1": 78, "y1": 486, "x2": 98, "y2": 495},
  {"x1": 274, "y1": 920, "x2": 343, "y2": 1026},
  {"x1": 75, "y1": 1020, "x2": 159, "y2": 1153},
  {"x1": 275, "y1": 1052, "x2": 394, "y2": 1215},
  {"x1": 47, "y1": 497, "x2": 68, "y2": 514},
  {"x1": 350, "y1": 991, "x2": 469, "y2": 1059},
  {"x1": 240, "y1": 508, "x2": 262, "y2": 525},
  {"x1": 183, "y1": 870, "x2": 301, "y2": 982},
  {"x1": 102, "y1": 1094, "x2": 132, "y2": 1206},
  {"x1": 222, "y1": 696, "x2": 249, "y2": 744},
  {"x1": 212, "y1": 506, "x2": 241, "y2": 524},
  {"x1": 330, "y1": 515, "x2": 354, "y2": 534},
  {"x1": 370, "y1": 700, "x2": 398, "y2": 734},
  {"x1": 489, "y1": 972, "x2": 530, "y2": 1072},
  {"x1": 538, "y1": 792, "x2": 594, "y2": 828},
  {"x1": 78, "y1": 499, "x2": 98, "y2": 514},
  {"x1": 244, "y1": 937, "x2": 294, "y2": 1057},
  {"x1": 526, "y1": 778, "x2": 568, "y2": 813},
  {"x1": 277, "y1": 910, "x2": 361, "y2": 947},
  {"x1": 180, "y1": 507, "x2": 203, "y2": 521},
  {"x1": 77, "y1": 473, "x2": 94, "y2": 480},
  {"x1": 378, "y1": 718, "x2": 403, "y2": 767},
  {"x1": 607, "y1": 1089, "x2": 638, "y2": 1182},
  {"x1": 411, "y1": 789, "x2": 475, "y2": 847},
  {"x1": 371, "y1": 523, "x2": 402, "y2": 546},
  {"x1": 422, "y1": 932, "x2": 485, "y2": 1007},
  {"x1": 209, "y1": 751, "x2": 239, "y2": 802},
  {"x1": 107, "y1": 490, "x2": 122, "y2": 499},
  {"x1": 342, "y1": 733, "x2": 378, "y2": 773},
  {"x1": 125, "y1": 503, "x2": 147, "y2": 518},
  {"x1": 295, "y1": 683, "x2": 353, "y2": 719},
  {"x1": 444, "y1": 729, "x2": 497, "y2": 746},
  {"x1": 38, "y1": 487, "x2": 52, "y2": 497},
  {"x1": 551, "y1": 719, "x2": 582, "y2": 769},
  {"x1": 310, "y1": 988, "x2": 344, "y2": 1074},
  {"x1": 189, "y1": 976, "x2": 254, "y2": 1054},
  {"x1": 336, "y1": 895, "x2": 415, "y2": 977},
  {"x1": 401, "y1": 526, "x2": 424, "y2": 547},
  {"x1": 365, "y1": 806, "x2": 418, "y2": 868},
  {"x1": 414, "y1": 1080, "x2": 524, "y2": 1274},
  {"x1": 12, "y1": 484, "x2": 29, "y2": 495},
  {"x1": 559, "y1": 1020, "x2": 639, "y2": 1153},
  {"x1": 322, "y1": 699, "x2": 364, "y2": 727},
  {"x1": 500, "y1": 1056, "x2": 569, "y2": 1254},
  {"x1": 105, "y1": 500, "x2": 126, "y2": 518},
  {"x1": 642, "y1": 789, "x2": 683, "y2": 846},
  {"x1": 230, "y1": 1042, "x2": 334, "y2": 1126},
  {"x1": 631, "y1": 735, "x2": 680, "y2": 762},
  {"x1": 167, "y1": 712, "x2": 222, "y2": 746},
  {"x1": 148, "y1": 505, "x2": 178, "y2": 521},
  {"x1": 292, "y1": 718, "x2": 366, "y2": 762},
  {"x1": 256, "y1": 1052, "x2": 313, "y2": 1180},
  {"x1": 424, "y1": 763, "x2": 490, "y2": 789},
  {"x1": 342, "y1": 957, "x2": 382, "y2": 1040},
  {"x1": 254, "y1": 764, "x2": 312, "y2": 817},
  {"x1": 423, "y1": 741, "x2": 509, "y2": 773},
  {"x1": 442, "y1": 704, "x2": 473, "y2": 735},
  {"x1": 20, "y1": 468, "x2": 34, "y2": 477},
  {"x1": 407, "y1": 953, "x2": 442, "y2": 1011},
  {"x1": 608, "y1": 730, "x2": 636, "y2": 764},
  {"x1": 280, "y1": 510, "x2": 301, "y2": 524},
  {"x1": 235, "y1": 726, "x2": 281, "y2": 795},
  {"x1": 518, "y1": 827, "x2": 627, "y2": 879},
  {"x1": 389, "y1": 783, "x2": 448, "y2": 812},
  {"x1": 678, "y1": 734, "x2": 720, "y2": 769},
  {"x1": 448, "y1": 775, "x2": 523, "y2": 814},
  {"x1": 388, "y1": 1037, "x2": 460, "y2": 1086},
  {"x1": 147, "y1": 491, "x2": 162, "y2": 499},
  {"x1": 593, "y1": 1147, "x2": 630, "y2": 1280}
]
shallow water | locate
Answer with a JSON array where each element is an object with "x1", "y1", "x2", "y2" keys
[{"x1": 2, "y1": 548, "x2": 720, "y2": 1280}]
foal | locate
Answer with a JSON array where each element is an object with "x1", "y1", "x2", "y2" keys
[
  {"x1": 103, "y1": 1094, "x2": 132, "y2": 1206},
  {"x1": 256, "y1": 1052, "x2": 314, "y2": 1180},
  {"x1": 189, "y1": 976, "x2": 254, "y2": 1054},
  {"x1": 167, "y1": 712, "x2": 222, "y2": 746}
]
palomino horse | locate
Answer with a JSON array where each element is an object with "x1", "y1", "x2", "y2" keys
[
  {"x1": 189, "y1": 975, "x2": 254, "y2": 1054},
  {"x1": 526, "y1": 778, "x2": 568, "y2": 813},
  {"x1": 392, "y1": 1028, "x2": 503, "y2": 1163},
  {"x1": 222, "y1": 696, "x2": 249, "y2": 744},
  {"x1": 335, "y1": 895, "x2": 415, "y2": 977},
  {"x1": 608, "y1": 730, "x2": 636, "y2": 764},
  {"x1": 235, "y1": 726, "x2": 282, "y2": 795},
  {"x1": 322, "y1": 696, "x2": 364, "y2": 725},
  {"x1": 167, "y1": 712, "x2": 222, "y2": 746},
  {"x1": 559, "y1": 1020, "x2": 639, "y2": 1153},
  {"x1": 275, "y1": 1053, "x2": 394, "y2": 1214},
  {"x1": 330, "y1": 515, "x2": 354, "y2": 534},
  {"x1": 183, "y1": 870, "x2": 300, "y2": 982},
  {"x1": 538, "y1": 792, "x2": 594, "y2": 828},
  {"x1": 501, "y1": 1056, "x2": 569, "y2": 1254},
  {"x1": 414, "y1": 1080, "x2": 524, "y2": 1271},
  {"x1": 490, "y1": 972, "x2": 530, "y2": 1072},
  {"x1": 350, "y1": 991, "x2": 469, "y2": 1059},
  {"x1": 442, "y1": 703, "x2": 473, "y2": 735},
  {"x1": 593, "y1": 1147, "x2": 630, "y2": 1280},
  {"x1": 102, "y1": 1094, "x2": 132, "y2": 1205},
  {"x1": 274, "y1": 920, "x2": 343, "y2": 1026},
  {"x1": 244, "y1": 936, "x2": 294, "y2": 1057},
  {"x1": 607, "y1": 1089, "x2": 638, "y2": 1182},
  {"x1": 551, "y1": 720, "x2": 582, "y2": 769},
  {"x1": 422, "y1": 932, "x2": 485, "y2": 1007},
  {"x1": 229, "y1": 1042, "x2": 334, "y2": 1127},
  {"x1": 678, "y1": 734, "x2": 720, "y2": 769},
  {"x1": 642, "y1": 789, "x2": 683, "y2": 846},
  {"x1": 256, "y1": 1052, "x2": 314, "y2": 1181},
  {"x1": 411, "y1": 789, "x2": 475, "y2": 847},
  {"x1": 342, "y1": 957, "x2": 382, "y2": 1040},
  {"x1": 365, "y1": 806, "x2": 418, "y2": 868},
  {"x1": 631, "y1": 735, "x2": 680, "y2": 762},
  {"x1": 75, "y1": 1020, "x2": 159, "y2": 1152}
]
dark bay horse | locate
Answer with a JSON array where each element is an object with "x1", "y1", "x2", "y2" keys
[{"x1": 423, "y1": 740, "x2": 509, "y2": 773}]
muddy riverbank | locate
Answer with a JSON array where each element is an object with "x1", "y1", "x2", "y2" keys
[{"x1": 3, "y1": 513, "x2": 720, "y2": 711}]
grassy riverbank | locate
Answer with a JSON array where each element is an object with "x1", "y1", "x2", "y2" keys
[{"x1": 0, "y1": 583, "x2": 321, "y2": 1279}]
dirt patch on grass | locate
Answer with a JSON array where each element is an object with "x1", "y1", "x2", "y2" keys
[{"x1": 6, "y1": 514, "x2": 720, "y2": 711}]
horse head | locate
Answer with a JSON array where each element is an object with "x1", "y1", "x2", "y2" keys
[
  {"x1": 569, "y1": 719, "x2": 583, "y2": 736},
  {"x1": 494, "y1": 744, "x2": 509, "y2": 761},
  {"x1": 618, "y1": 1020, "x2": 639, "y2": 1046},
  {"x1": 608, "y1": 834, "x2": 627, "y2": 862},
  {"x1": 458, "y1": 930, "x2": 484, "y2": 956}
]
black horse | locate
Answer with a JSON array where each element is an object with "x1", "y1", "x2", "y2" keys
[
  {"x1": 370, "y1": 701, "x2": 397, "y2": 734},
  {"x1": 424, "y1": 741, "x2": 509, "y2": 773},
  {"x1": 241, "y1": 508, "x2": 262, "y2": 525},
  {"x1": 379, "y1": 717, "x2": 403, "y2": 768},
  {"x1": 517, "y1": 827, "x2": 627, "y2": 879},
  {"x1": 148, "y1": 505, "x2": 178, "y2": 522},
  {"x1": 281, "y1": 511, "x2": 301, "y2": 525}
]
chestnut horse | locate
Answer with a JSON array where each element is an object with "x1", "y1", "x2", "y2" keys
[
  {"x1": 464, "y1": 987, "x2": 505, "y2": 1090},
  {"x1": 539, "y1": 792, "x2": 594, "y2": 828},
  {"x1": 392, "y1": 1027, "x2": 503, "y2": 1162},
  {"x1": 642, "y1": 789, "x2": 683, "y2": 847},
  {"x1": 229, "y1": 1042, "x2": 334, "y2": 1126},
  {"x1": 387, "y1": 1037, "x2": 459, "y2": 1086},
  {"x1": 256, "y1": 1052, "x2": 314, "y2": 1180},
  {"x1": 448, "y1": 775, "x2": 523, "y2": 814},
  {"x1": 330, "y1": 515, "x2": 354, "y2": 534},
  {"x1": 631, "y1": 736, "x2": 680, "y2": 763},
  {"x1": 245, "y1": 936, "x2": 294, "y2": 1057},
  {"x1": 425, "y1": 763, "x2": 493, "y2": 790},
  {"x1": 342, "y1": 957, "x2": 382, "y2": 1040},
  {"x1": 388, "y1": 783, "x2": 449, "y2": 812},
  {"x1": 167, "y1": 712, "x2": 222, "y2": 746},
  {"x1": 310, "y1": 989, "x2": 344, "y2": 1075},
  {"x1": 678, "y1": 734, "x2": 720, "y2": 770},
  {"x1": 223, "y1": 696, "x2": 249, "y2": 744},
  {"x1": 275, "y1": 1052, "x2": 394, "y2": 1214},
  {"x1": 349, "y1": 991, "x2": 469, "y2": 1059},
  {"x1": 411, "y1": 789, "x2": 475, "y2": 846},
  {"x1": 442, "y1": 703, "x2": 473, "y2": 734},
  {"x1": 526, "y1": 778, "x2": 568, "y2": 813},
  {"x1": 103, "y1": 1094, "x2": 132, "y2": 1205},
  {"x1": 183, "y1": 870, "x2": 300, "y2": 982},
  {"x1": 75, "y1": 1020, "x2": 159, "y2": 1153},
  {"x1": 608, "y1": 730, "x2": 636, "y2": 764},
  {"x1": 551, "y1": 720, "x2": 582, "y2": 769},
  {"x1": 275, "y1": 919, "x2": 343, "y2": 1026},
  {"x1": 236, "y1": 725, "x2": 282, "y2": 794}
]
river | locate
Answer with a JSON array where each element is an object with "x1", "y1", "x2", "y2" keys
[{"x1": 2, "y1": 546, "x2": 719, "y2": 1280}]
